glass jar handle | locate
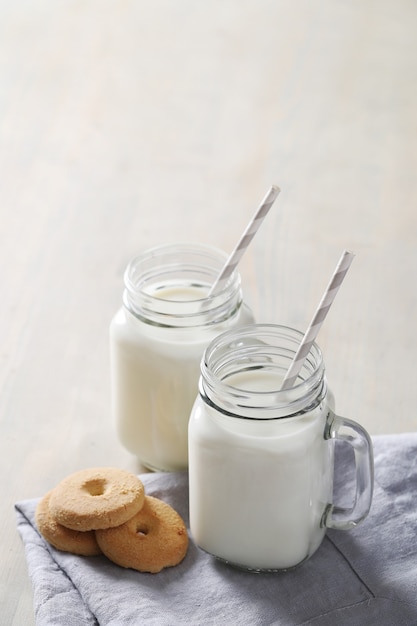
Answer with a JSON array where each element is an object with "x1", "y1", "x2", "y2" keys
[{"x1": 323, "y1": 410, "x2": 374, "y2": 530}]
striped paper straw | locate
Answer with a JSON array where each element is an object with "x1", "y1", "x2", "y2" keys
[
  {"x1": 207, "y1": 185, "x2": 281, "y2": 297},
  {"x1": 281, "y1": 249, "x2": 355, "y2": 390}
]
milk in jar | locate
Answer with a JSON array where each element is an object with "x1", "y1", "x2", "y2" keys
[
  {"x1": 110, "y1": 244, "x2": 254, "y2": 472},
  {"x1": 188, "y1": 324, "x2": 374, "y2": 571}
]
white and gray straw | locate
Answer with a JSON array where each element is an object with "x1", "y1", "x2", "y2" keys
[
  {"x1": 281, "y1": 249, "x2": 355, "y2": 390},
  {"x1": 207, "y1": 185, "x2": 281, "y2": 297}
]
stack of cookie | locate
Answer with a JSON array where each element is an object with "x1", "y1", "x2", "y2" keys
[{"x1": 35, "y1": 467, "x2": 188, "y2": 573}]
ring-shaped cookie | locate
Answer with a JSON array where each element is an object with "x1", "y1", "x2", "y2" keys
[
  {"x1": 35, "y1": 491, "x2": 101, "y2": 556},
  {"x1": 96, "y1": 495, "x2": 188, "y2": 573},
  {"x1": 49, "y1": 467, "x2": 145, "y2": 531}
]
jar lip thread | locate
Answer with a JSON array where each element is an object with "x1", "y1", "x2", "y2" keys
[
  {"x1": 200, "y1": 324, "x2": 326, "y2": 419},
  {"x1": 122, "y1": 243, "x2": 243, "y2": 328}
]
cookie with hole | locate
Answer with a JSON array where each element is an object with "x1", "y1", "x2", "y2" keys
[
  {"x1": 95, "y1": 495, "x2": 188, "y2": 573},
  {"x1": 48, "y1": 467, "x2": 145, "y2": 531}
]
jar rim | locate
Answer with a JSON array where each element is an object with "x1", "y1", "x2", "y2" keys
[
  {"x1": 200, "y1": 323, "x2": 326, "y2": 419},
  {"x1": 122, "y1": 242, "x2": 243, "y2": 327}
]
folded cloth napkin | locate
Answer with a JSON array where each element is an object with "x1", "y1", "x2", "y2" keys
[{"x1": 16, "y1": 434, "x2": 417, "y2": 626}]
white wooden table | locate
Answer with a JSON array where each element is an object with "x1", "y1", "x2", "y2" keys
[{"x1": 1, "y1": 1, "x2": 416, "y2": 623}]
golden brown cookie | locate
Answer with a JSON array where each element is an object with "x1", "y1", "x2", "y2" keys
[
  {"x1": 35, "y1": 491, "x2": 101, "y2": 556},
  {"x1": 95, "y1": 495, "x2": 188, "y2": 573},
  {"x1": 49, "y1": 467, "x2": 145, "y2": 531}
]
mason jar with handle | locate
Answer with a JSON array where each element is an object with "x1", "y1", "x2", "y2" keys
[
  {"x1": 110, "y1": 243, "x2": 254, "y2": 472},
  {"x1": 188, "y1": 323, "x2": 374, "y2": 571}
]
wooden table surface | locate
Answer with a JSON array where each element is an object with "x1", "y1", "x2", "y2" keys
[{"x1": 1, "y1": 1, "x2": 416, "y2": 623}]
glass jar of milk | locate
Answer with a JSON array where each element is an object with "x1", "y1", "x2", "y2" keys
[
  {"x1": 110, "y1": 243, "x2": 254, "y2": 472},
  {"x1": 188, "y1": 324, "x2": 374, "y2": 572}
]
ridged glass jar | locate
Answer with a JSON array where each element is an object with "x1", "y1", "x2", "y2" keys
[
  {"x1": 110, "y1": 243, "x2": 254, "y2": 472},
  {"x1": 189, "y1": 324, "x2": 374, "y2": 571}
]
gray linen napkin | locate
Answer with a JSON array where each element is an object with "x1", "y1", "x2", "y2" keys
[{"x1": 16, "y1": 434, "x2": 417, "y2": 626}]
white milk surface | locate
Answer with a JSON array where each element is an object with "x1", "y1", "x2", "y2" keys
[
  {"x1": 148, "y1": 283, "x2": 207, "y2": 301},
  {"x1": 188, "y1": 369, "x2": 333, "y2": 570},
  {"x1": 110, "y1": 282, "x2": 253, "y2": 471}
]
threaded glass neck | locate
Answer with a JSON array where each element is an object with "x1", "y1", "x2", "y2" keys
[
  {"x1": 123, "y1": 243, "x2": 243, "y2": 328},
  {"x1": 200, "y1": 324, "x2": 326, "y2": 419}
]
